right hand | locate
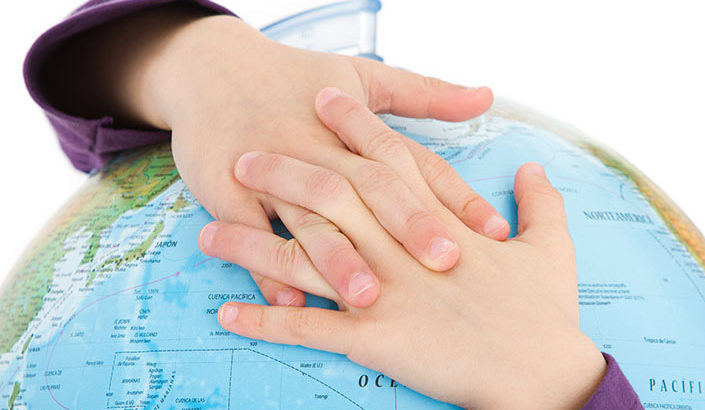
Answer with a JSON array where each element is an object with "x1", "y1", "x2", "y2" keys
[{"x1": 209, "y1": 90, "x2": 607, "y2": 409}]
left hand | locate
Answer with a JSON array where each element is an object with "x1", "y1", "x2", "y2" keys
[
  {"x1": 57, "y1": 6, "x2": 510, "y2": 308},
  {"x1": 108, "y1": 9, "x2": 510, "y2": 307},
  {"x1": 208, "y1": 91, "x2": 607, "y2": 409}
]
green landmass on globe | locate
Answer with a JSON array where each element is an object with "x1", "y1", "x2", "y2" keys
[{"x1": 0, "y1": 145, "x2": 179, "y2": 355}]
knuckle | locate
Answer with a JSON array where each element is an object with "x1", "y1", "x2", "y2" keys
[
  {"x1": 423, "y1": 76, "x2": 444, "y2": 90},
  {"x1": 351, "y1": 57, "x2": 392, "y2": 113},
  {"x1": 458, "y1": 192, "x2": 483, "y2": 218},
  {"x1": 364, "y1": 129, "x2": 406, "y2": 157},
  {"x1": 370, "y1": 83, "x2": 393, "y2": 113},
  {"x1": 284, "y1": 309, "x2": 310, "y2": 341},
  {"x1": 420, "y1": 151, "x2": 451, "y2": 186},
  {"x1": 356, "y1": 162, "x2": 399, "y2": 194},
  {"x1": 305, "y1": 169, "x2": 349, "y2": 200},
  {"x1": 404, "y1": 208, "x2": 435, "y2": 232},
  {"x1": 295, "y1": 211, "x2": 332, "y2": 231},
  {"x1": 272, "y1": 239, "x2": 305, "y2": 281}
]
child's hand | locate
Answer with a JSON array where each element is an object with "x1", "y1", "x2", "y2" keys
[
  {"x1": 61, "y1": 4, "x2": 508, "y2": 308},
  {"x1": 207, "y1": 91, "x2": 607, "y2": 409},
  {"x1": 106, "y1": 12, "x2": 509, "y2": 308}
]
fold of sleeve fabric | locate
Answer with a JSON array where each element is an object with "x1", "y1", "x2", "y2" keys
[
  {"x1": 582, "y1": 353, "x2": 643, "y2": 409},
  {"x1": 23, "y1": 3, "x2": 642, "y2": 408},
  {"x1": 23, "y1": 0, "x2": 236, "y2": 172}
]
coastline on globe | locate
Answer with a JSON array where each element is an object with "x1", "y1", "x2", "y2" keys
[
  {"x1": 1, "y1": 98, "x2": 704, "y2": 409},
  {"x1": 489, "y1": 100, "x2": 705, "y2": 269}
]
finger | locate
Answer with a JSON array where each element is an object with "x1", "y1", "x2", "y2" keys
[
  {"x1": 315, "y1": 89, "x2": 462, "y2": 270},
  {"x1": 316, "y1": 87, "x2": 440, "y2": 197},
  {"x1": 512, "y1": 162, "x2": 571, "y2": 246},
  {"x1": 349, "y1": 56, "x2": 493, "y2": 121},
  {"x1": 235, "y1": 151, "x2": 457, "y2": 272},
  {"x1": 200, "y1": 189, "x2": 306, "y2": 307},
  {"x1": 403, "y1": 137, "x2": 510, "y2": 240},
  {"x1": 218, "y1": 302, "x2": 354, "y2": 355},
  {"x1": 272, "y1": 199, "x2": 380, "y2": 307},
  {"x1": 316, "y1": 87, "x2": 508, "y2": 241},
  {"x1": 337, "y1": 158, "x2": 460, "y2": 272},
  {"x1": 199, "y1": 221, "x2": 339, "y2": 303}
]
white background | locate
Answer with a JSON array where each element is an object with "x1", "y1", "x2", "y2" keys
[{"x1": 1, "y1": 0, "x2": 703, "y2": 284}]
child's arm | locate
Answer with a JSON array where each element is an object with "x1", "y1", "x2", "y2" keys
[
  {"x1": 207, "y1": 89, "x2": 642, "y2": 409},
  {"x1": 25, "y1": 1, "x2": 509, "y2": 307}
]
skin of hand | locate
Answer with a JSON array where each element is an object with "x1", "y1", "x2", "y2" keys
[
  {"x1": 46, "y1": 4, "x2": 509, "y2": 308},
  {"x1": 203, "y1": 90, "x2": 609, "y2": 409}
]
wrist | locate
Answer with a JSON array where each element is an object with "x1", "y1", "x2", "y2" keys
[
  {"x1": 470, "y1": 329, "x2": 606, "y2": 410},
  {"x1": 144, "y1": 15, "x2": 269, "y2": 131},
  {"x1": 533, "y1": 332, "x2": 607, "y2": 409}
]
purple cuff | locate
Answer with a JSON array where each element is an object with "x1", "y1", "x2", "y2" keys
[
  {"x1": 582, "y1": 353, "x2": 643, "y2": 410},
  {"x1": 23, "y1": 0, "x2": 236, "y2": 172}
]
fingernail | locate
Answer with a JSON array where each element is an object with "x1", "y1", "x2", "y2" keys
[
  {"x1": 199, "y1": 222, "x2": 220, "y2": 250},
  {"x1": 348, "y1": 271, "x2": 375, "y2": 298},
  {"x1": 235, "y1": 151, "x2": 265, "y2": 179},
  {"x1": 524, "y1": 162, "x2": 546, "y2": 177},
  {"x1": 218, "y1": 303, "x2": 238, "y2": 323},
  {"x1": 465, "y1": 86, "x2": 490, "y2": 92},
  {"x1": 484, "y1": 215, "x2": 508, "y2": 236},
  {"x1": 317, "y1": 87, "x2": 342, "y2": 109},
  {"x1": 428, "y1": 237, "x2": 458, "y2": 261},
  {"x1": 276, "y1": 289, "x2": 297, "y2": 306}
]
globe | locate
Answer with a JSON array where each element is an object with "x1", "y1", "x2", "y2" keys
[
  {"x1": 2, "y1": 2, "x2": 705, "y2": 409},
  {"x1": 2, "y1": 97, "x2": 704, "y2": 409}
]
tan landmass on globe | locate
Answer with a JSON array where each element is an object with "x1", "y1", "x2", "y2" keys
[{"x1": 583, "y1": 142, "x2": 705, "y2": 268}]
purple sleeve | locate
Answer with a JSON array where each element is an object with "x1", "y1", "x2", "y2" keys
[
  {"x1": 582, "y1": 353, "x2": 643, "y2": 409},
  {"x1": 23, "y1": 0, "x2": 236, "y2": 172}
]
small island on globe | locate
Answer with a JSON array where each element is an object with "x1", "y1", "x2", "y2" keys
[{"x1": 2, "y1": 1, "x2": 704, "y2": 409}]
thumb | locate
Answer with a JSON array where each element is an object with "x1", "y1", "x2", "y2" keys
[
  {"x1": 349, "y1": 56, "x2": 493, "y2": 121},
  {"x1": 513, "y1": 162, "x2": 571, "y2": 246}
]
